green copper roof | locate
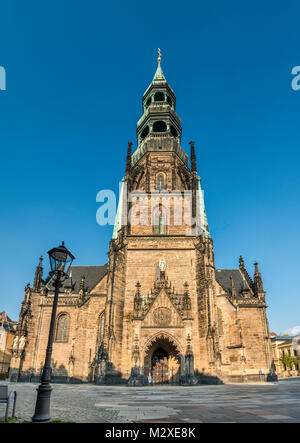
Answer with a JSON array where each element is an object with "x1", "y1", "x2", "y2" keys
[
  {"x1": 143, "y1": 61, "x2": 174, "y2": 96},
  {"x1": 153, "y1": 62, "x2": 166, "y2": 82}
]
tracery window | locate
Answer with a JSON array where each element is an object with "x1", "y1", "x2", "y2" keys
[
  {"x1": 99, "y1": 312, "x2": 105, "y2": 342},
  {"x1": 55, "y1": 314, "x2": 69, "y2": 342},
  {"x1": 217, "y1": 309, "x2": 223, "y2": 335},
  {"x1": 154, "y1": 210, "x2": 165, "y2": 235},
  {"x1": 156, "y1": 174, "x2": 165, "y2": 192}
]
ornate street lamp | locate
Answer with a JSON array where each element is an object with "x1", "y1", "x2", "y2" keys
[{"x1": 32, "y1": 242, "x2": 75, "y2": 423}]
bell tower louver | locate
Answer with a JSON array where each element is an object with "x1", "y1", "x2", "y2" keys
[{"x1": 132, "y1": 52, "x2": 188, "y2": 166}]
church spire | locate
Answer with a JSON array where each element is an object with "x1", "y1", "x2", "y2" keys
[
  {"x1": 238, "y1": 255, "x2": 253, "y2": 288},
  {"x1": 33, "y1": 256, "x2": 43, "y2": 291},
  {"x1": 132, "y1": 49, "x2": 188, "y2": 167},
  {"x1": 125, "y1": 142, "x2": 133, "y2": 178},
  {"x1": 253, "y1": 262, "x2": 264, "y2": 293},
  {"x1": 152, "y1": 48, "x2": 166, "y2": 82},
  {"x1": 190, "y1": 141, "x2": 197, "y2": 174}
]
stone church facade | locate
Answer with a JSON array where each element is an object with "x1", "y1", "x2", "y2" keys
[{"x1": 10, "y1": 58, "x2": 274, "y2": 385}]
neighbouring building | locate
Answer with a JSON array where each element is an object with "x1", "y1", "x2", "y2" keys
[
  {"x1": 0, "y1": 312, "x2": 17, "y2": 375},
  {"x1": 10, "y1": 55, "x2": 275, "y2": 385},
  {"x1": 271, "y1": 334, "x2": 299, "y2": 378}
]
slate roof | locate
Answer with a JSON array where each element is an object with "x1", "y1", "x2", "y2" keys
[
  {"x1": 63, "y1": 265, "x2": 108, "y2": 293},
  {"x1": 271, "y1": 336, "x2": 294, "y2": 341},
  {"x1": 45, "y1": 265, "x2": 108, "y2": 293},
  {"x1": 143, "y1": 60, "x2": 175, "y2": 97},
  {"x1": 215, "y1": 269, "x2": 251, "y2": 298}
]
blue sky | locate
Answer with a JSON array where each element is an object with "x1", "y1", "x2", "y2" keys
[{"x1": 0, "y1": 0, "x2": 299, "y2": 334}]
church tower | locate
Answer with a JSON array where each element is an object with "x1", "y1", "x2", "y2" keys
[{"x1": 99, "y1": 52, "x2": 218, "y2": 384}]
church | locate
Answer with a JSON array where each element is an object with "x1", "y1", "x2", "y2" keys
[{"x1": 9, "y1": 54, "x2": 274, "y2": 385}]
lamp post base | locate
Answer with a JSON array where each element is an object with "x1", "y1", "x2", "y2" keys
[
  {"x1": 31, "y1": 384, "x2": 53, "y2": 423},
  {"x1": 267, "y1": 371, "x2": 278, "y2": 382}
]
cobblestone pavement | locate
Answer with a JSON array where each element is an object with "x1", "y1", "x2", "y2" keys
[{"x1": 0, "y1": 378, "x2": 299, "y2": 423}]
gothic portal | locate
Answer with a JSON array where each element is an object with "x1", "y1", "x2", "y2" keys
[{"x1": 10, "y1": 55, "x2": 274, "y2": 385}]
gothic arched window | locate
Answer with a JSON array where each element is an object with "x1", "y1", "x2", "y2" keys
[
  {"x1": 157, "y1": 174, "x2": 165, "y2": 192},
  {"x1": 99, "y1": 312, "x2": 105, "y2": 342},
  {"x1": 154, "y1": 210, "x2": 165, "y2": 235},
  {"x1": 55, "y1": 314, "x2": 69, "y2": 342},
  {"x1": 217, "y1": 309, "x2": 223, "y2": 336}
]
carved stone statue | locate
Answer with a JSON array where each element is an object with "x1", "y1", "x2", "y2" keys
[
  {"x1": 159, "y1": 259, "x2": 166, "y2": 272},
  {"x1": 12, "y1": 336, "x2": 19, "y2": 351},
  {"x1": 24, "y1": 283, "x2": 30, "y2": 291},
  {"x1": 19, "y1": 336, "x2": 26, "y2": 351}
]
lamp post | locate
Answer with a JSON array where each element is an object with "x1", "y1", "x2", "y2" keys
[{"x1": 32, "y1": 242, "x2": 75, "y2": 423}]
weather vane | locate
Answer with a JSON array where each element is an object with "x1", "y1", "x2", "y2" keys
[{"x1": 157, "y1": 48, "x2": 162, "y2": 63}]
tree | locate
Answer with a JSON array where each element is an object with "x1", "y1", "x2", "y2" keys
[{"x1": 280, "y1": 353, "x2": 298, "y2": 371}]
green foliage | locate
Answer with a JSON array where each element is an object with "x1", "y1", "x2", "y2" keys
[
  {"x1": 51, "y1": 419, "x2": 75, "y2": 423},
  {"x1": 280, "y1": 353, "x2": 298, "y2": 369},
  {"x1": 0, "y1": 417, "x2": 19, "y2": 423}
]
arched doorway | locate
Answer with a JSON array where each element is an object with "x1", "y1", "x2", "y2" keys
[
  {"x1": 143, "y1": 334, "x2": 182, "y2": 384},
  {"x1": 152, "y1": 347, "x2": 169, "y2": 384}
]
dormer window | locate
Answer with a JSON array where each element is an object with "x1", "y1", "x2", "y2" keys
[{"x1": 154, "y1": 91, "x2": 165, "y2": 102}]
